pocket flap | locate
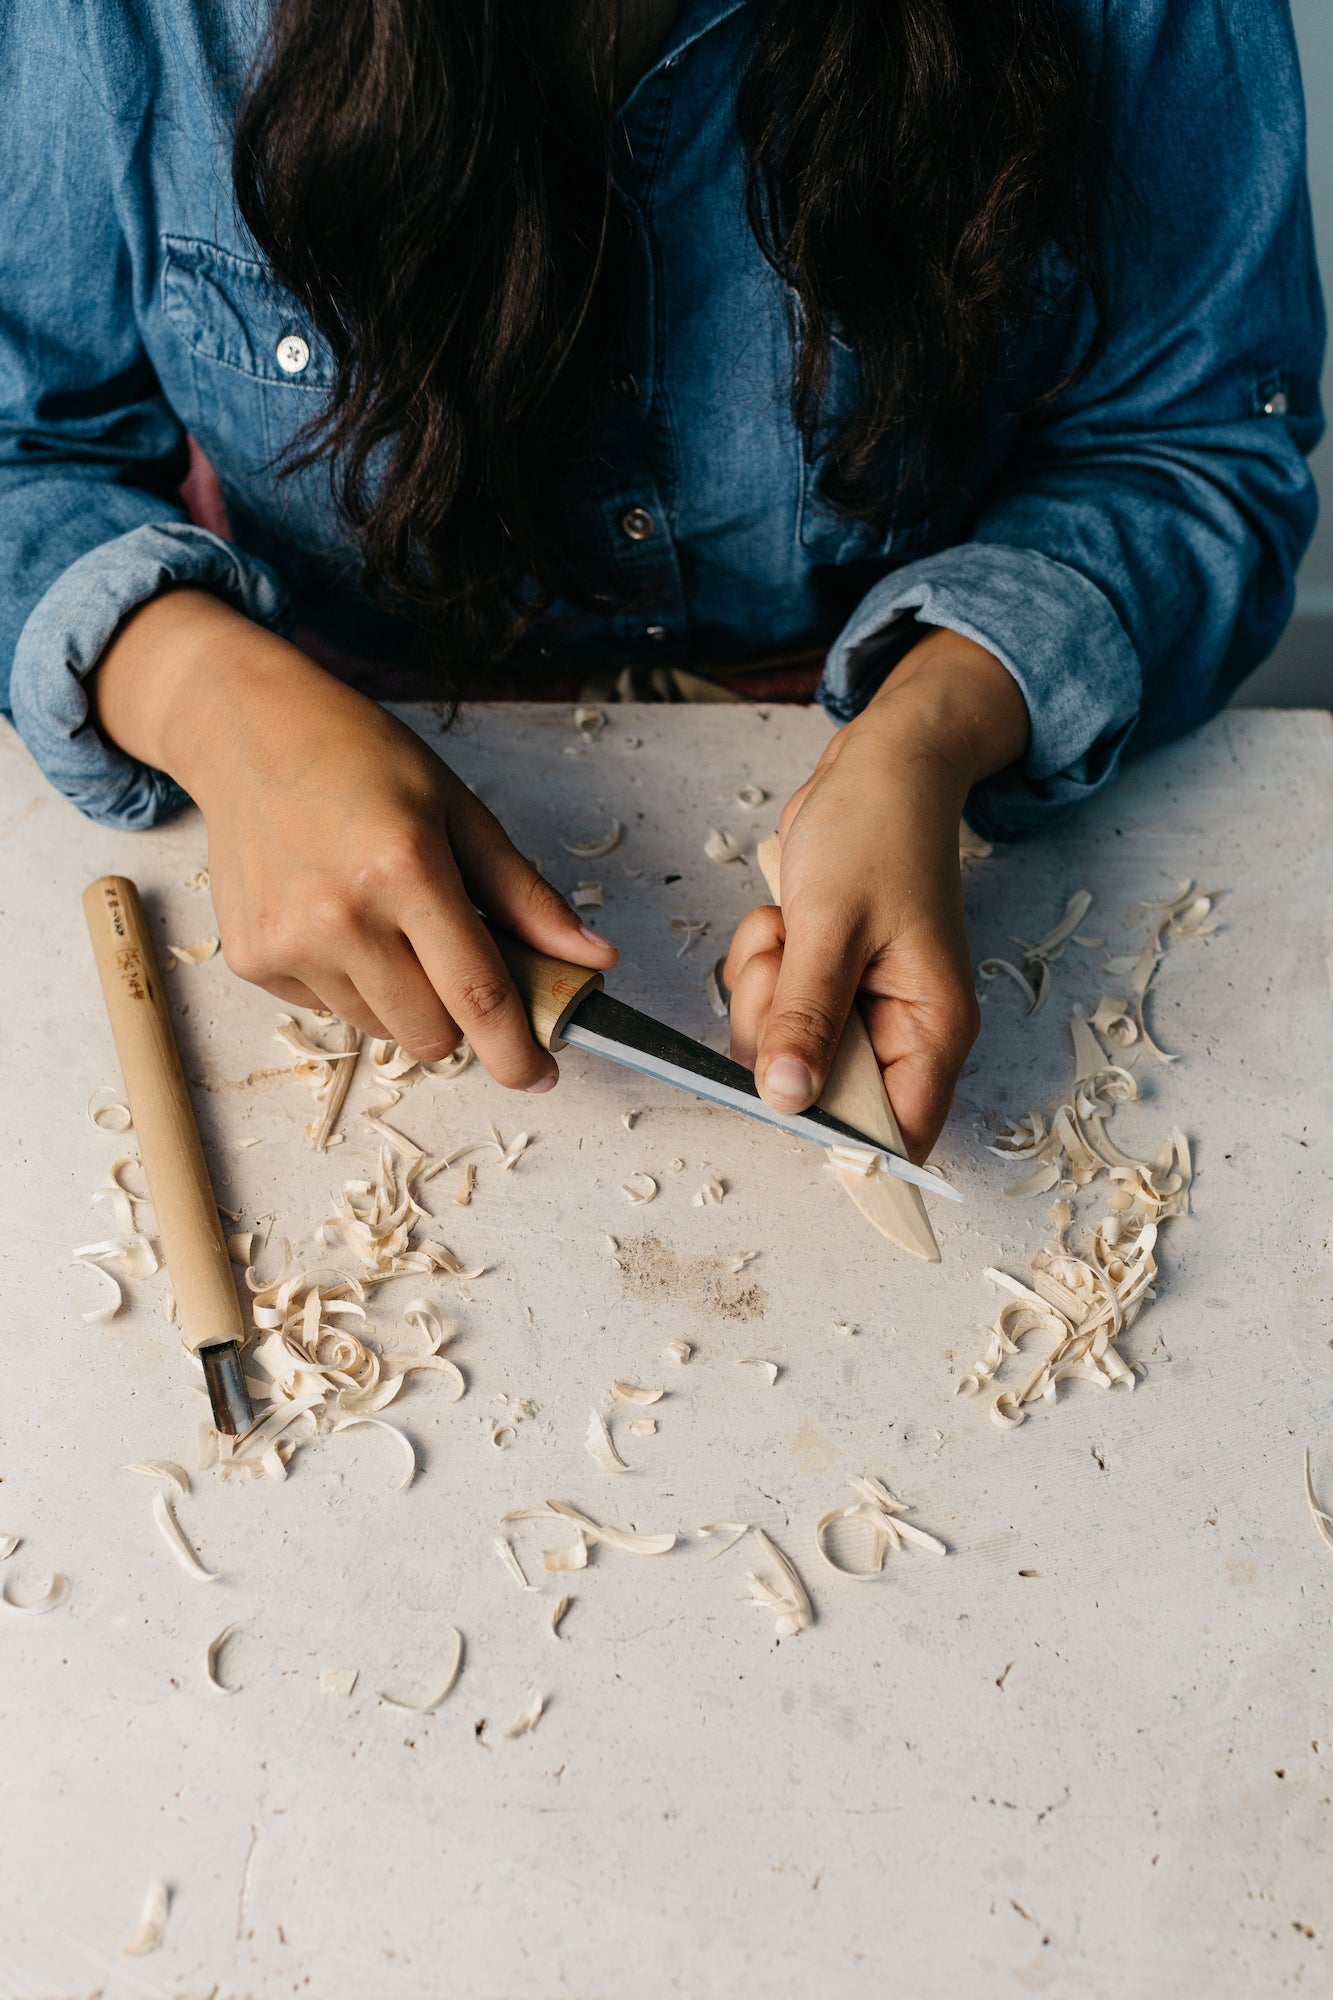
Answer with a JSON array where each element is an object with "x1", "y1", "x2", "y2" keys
[{"x1": 162, "y1": 235, "x2": 334, "y2": 391}]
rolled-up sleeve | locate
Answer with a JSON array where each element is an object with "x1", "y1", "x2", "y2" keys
[
  {"x1": 820, "y1": 0, "x2": 1324, "y2": 840},
  {"x1": 0, "y1": 6, "x2": 288, "y2": 829}
]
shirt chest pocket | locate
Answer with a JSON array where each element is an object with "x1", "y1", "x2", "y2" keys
[{"x1": 161, "y1": 235, "x2": 334, "y2": 466}]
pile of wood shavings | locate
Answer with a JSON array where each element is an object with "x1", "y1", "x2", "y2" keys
[{"x1": 961, "y1": 882, "x2": 1218, "y2": 1428}]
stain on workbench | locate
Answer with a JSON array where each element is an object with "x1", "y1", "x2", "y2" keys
[{"x1": 617, "y1": 1232, "x2": 768, "y2": 1324}]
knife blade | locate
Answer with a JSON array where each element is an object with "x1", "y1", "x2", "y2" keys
[{"x1": 489, "y1": 930, "x2": 961, "y2": 1206}]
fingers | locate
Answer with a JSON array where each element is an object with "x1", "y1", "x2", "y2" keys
[
  {"x1": 342, "y1": 935, "x2": 463, "y2": 1064},
  {"x1": 861, "y1": 988, "x2": 980, "y2": 1163},
  {"x1": 754, "y1": 902, "x2": 866, "y2": 1113},
  {"x1": 724, "y1": 904, "x2": 784, "y2": 1071},
  {"x1": 451, "y1": 804, "x2": 619, "y2": 969}
]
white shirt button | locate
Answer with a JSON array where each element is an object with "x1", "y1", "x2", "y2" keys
[{"x1": 276, "y1": 333, "x2": 311, "y2": 376}]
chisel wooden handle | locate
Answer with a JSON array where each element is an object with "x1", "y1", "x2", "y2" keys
[
  {"x1": 488, "y1": 929, "x2": 605, "y2": 1051},
  {"x1": 82, "y1": 876, "x2": 245, "y2": 1354},
  {"x1": 755, "y1": 835, "x2": 940, "y2": 1263}
]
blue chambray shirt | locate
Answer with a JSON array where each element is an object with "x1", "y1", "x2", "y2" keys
[{"x1": 0, "y1": 0, "x2": 1324, "y2": 838}]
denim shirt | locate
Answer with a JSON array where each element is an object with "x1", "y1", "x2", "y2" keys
[{"x1": 0, "y1": 0, "x2": 1323, "y2": 838}]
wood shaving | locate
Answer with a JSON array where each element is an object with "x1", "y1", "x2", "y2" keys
[
  {"x1": 728, "y1": 1250, "x2": 759, "y2": 1274},
  {"x1": 705, "y1": 825, "x2": 744, "y2": 864},
  {"x1": 628, "y1": 1417, "x2": 657, "y2": 1437},
  {"x1": 73, "y1": 1232, "x2": 159, "y2": 1280},
  {"x1": 166, "y1": 936, "x2": 219, "y2": 967},
  {"x1": 429, "y1": 1042, "x2": 475, "y2": 1079},
  {"x1": 151, "y1": 1489, "x2": 217, "y2": 1581},
  {"x1": 543, "y1": 1532, "x2": 588, "y2": 1572},
  {"x1": 958, "y1": 821, "x2": 992, "y2": 861},
  {"x1": 695, "y1": 1522, "x2": 750, "y2": 1561},
  {"x1": 184, "y1": 866, "x2": 211, "y2": 891},
  {"x1": 122, "y1": 1879, "x2": 169, "y2": 1956},
  {"x1": 87, "y1": 1088, "x2": 132, "y2": 1132},
  {"x1": 1303, "y1": 1449, "x2": 1333, "y2": 1553},
  {"x1": 453, "y1": 1162, "x2": 476, "y2": 1206},
  {"x1": 981, "y1": 890, "x2": 1095, "y2": 1017},
  {"x1": 368, "y1": 1038, "x2": 421, "y2": 1085},
  {"x1": 503, "y1": 1500, "x2": 676, "y2": 1557},
  {"x1": 319, "y1": 1666, "x2": 358, "y2": 1696},
  {"x1": 125, "y1": 1460, "x2": 190, "y2": 1497},
  {"x1": 491, "y1": 1423, "x2": 516, "y2": 1449},
  {"x1": 745, "y1": 1527, "x2": 813, "y2": 1637},
  {"x1": 621, "y1": 1172, "x2": 658, "y2": 1205},
  {"x1": 586, "y1": 1407, "x2": 631, "y2": 1474},
  {"x1": 704, "y1": 958, "x2": 729, "y2": 1017},
  {"x1": 832, "y1": 1321, "x2": 856, "y2": 1338},
  {"x1": 815, "y1": 1475, "x2": 948, "y2": 1578},
  {"x1": 331, "y1": 1415, "x2": 416, "y2": 1489},
  {"x1": 669, "y1": 915, "x2": 710, "y2": 956},
  {"x1": 550, "y1": 1596, "x2": 571, "y2": 1637},
  {"x1": 571, "y1": 705, "x2": 606, "y2": 738},
  {"x1": 740, "y1": 1356, "x2": 780, "y2": 1386},
  {"x1": 504, "y1": 1689, "x2": 545, "y2": 1738},
  {"x1": 495, "y1": 1535, "x2": 537, "y2": 1589},
  {"x1": 663, "y1": 1339, "x2": 692, "y2": 1364},
  {"x1": 979, "y1": 958, "x2": 1039, "y2": 1012},
  {"x1": 0, "y1": 1535, "x2": 19, "y2": 1561},
  {"x1": 72, "y1": 1258, "x2": 123, "y2": 1322},
  {"x1": 378, "y1": 1627, "x2": 463, "y2": 1711},
  {"x1": 611, "y1": 1381, "x2": 664, "y2": 1405},
  {"x1": 495, "y1": 1127, "x2": 531, "y2": 1171},
  {"x1": 736, "y1": 783, "x2": 767, "y2": 807},
  {"x1": 205, "y1": 1622, "x2": 241, "y2": 1694},
  {"x1": 226, "y1": 1230, "x2": 254, "y2": 1267},
  {"x1": 570, "y1": 880, "x2": 605, "y2": 910},
  {"x1": 692, "y1": 1175, "x2": 726, "y2": 1206},
  {"x1": 0, "y1": 1570, "x2": 68, "y2": 1613},
  {"x1": 621, "y1": 1110, "x2": 639, "y2": 1131},
  {"x1": 559, "y1": 819, "x2": 622, "y2": 858}
]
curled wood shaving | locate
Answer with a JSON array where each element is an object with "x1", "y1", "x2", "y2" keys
[
  {"x1": 227, "y1": 1230, "x2": 254, "y2": 1268},
  {"x1": 628, "y1": 1417, "x2": 657, "y2": 1437},
  {"x1": 832, "y1": 1320, "x2": 856, "y2": 1338},
  {"x1": 559, "y1": 819, "x2": 621, "y2": 859},
  {"x1": 550, "y1": 1596, "x2": 571, "y2": 1638},
  {"x1": 73, "y1": 1233, "x2": 159, "y2": 1280},
  {"x1": 740, "y1": 1356, "x2": 780, "y2": 1386},
  {"x1": 611, "y1": 1381, "x2": 664, "y2": 1405},
  {"x1": 979, "y1": 958, "x2": 1038, "y2": 1011},
  {"x1": 378, "y1": 1628, "x2": 463, "y2": 1712},
  {"x1": 669, "y1": 915, "x2": 710, "y2": 956},
  {"x1": 123, "y1": 1879, "x2": 170, "y2": 1957},
  {"x1": 87, "y1": 1088, "x2": 132, "y2": 1133},
  {"x1": 1303, "y1": 1450, "x2": 1333, "y2": 1553},
  {"x1": 815, "y1": 1476, "x2": 948, "y2": 1578},
  {"x1": 695, "y1": 1521, "x2": 750, "y2": 1561},
  {"x1": 571, "y1": 880, "x2": 604, "y2": 909},
  {"x1": 368, "y1": 1039, "x2": 422, "y2": 1085},
  {"x1": 151, "y1": 1490, "x2": 217, "y2": 1581},
  {"x1": 572, "y1": 705, "x2": 606, "y2": 739},
  {"x1": 0, "y1": 1570, "x2": 69, "y2": 1613},
  {"x1": 745, "y1": 1527, "x2": 813, "y2": 1638},
  {"x1": 503, "y1": 1500, "x2": 676, "y2": 1557},
  {"x1": 125, "y1": 1460, "x2": 190, "y2": 1497},
  {"x1": 621, "y1": 1110, "x2": 639, "y2": 1131},
  {"x1": 586, "y1": 1408, "x2": 630, "y2": 1474},
  {"x1": 454, "y1": 1162, "x2": 475, "y2": 1206},
  {"x1": 705, "y1": 825, "x2": 744, "y2": 864},
  {"x1": 205, "y1": 1623, "x2": 241, "y2": 1694},
  {"x1": 621, "y1": 1172, "x2": 658, "y2": 1205},
  {"x1": 663, "y1": 1339, "x2": 692, "y2": 1364},
  {"x1": 495, "y1": 1127, "x2": 531, "y2": 1171},
  {"x1": 331, "y1": 1415, "x2": 415, "y2": 1489},
  {"x1": 544, "y1": 1532, "x2": 588, "y2": 1572},
  {"x1": 504, "y1": 1688, "x2": 545, "y2": 1738},
  {"x1": 72, "y1": 1259, "x2": 123, "y2": 1322},
  {"x1": 491, "y1": 1423, "x2": 516, "y2": 1449},
  {"x1": 705, "y1": 958, "x2": 729, "y2": 1017},
  {"x1": 166, "y1": 936, "x2": 219, "y2": 967},
  {"x1": 0, "y1": 1535, "x2": 19, "y2": 1560},
  {"x1": 958, "y1": 821, "x2": 992, "y2": 860},
  {"x1": 320, "y1": 1666, "x2": 358, "y2": 1697},
  {"x1": 736, "y1": 783, "x2": 767, "y2": 808},
  {"x1": 429, "y1": 1042, "x2": 475, "y2": 1078},
  {"x1": 692, "y1": 1175, "x2": 725, "y2": 1207},
  {"x1": 184, "y1": 866, "x2": 211, "y2": 891}
]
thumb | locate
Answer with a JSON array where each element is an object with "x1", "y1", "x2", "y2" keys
[
  {"x1": 755, "y1": 904, "x2": 863, "y2": 1113},
  {"x1": 453, "y1": 812, "x2": 620, "y2": 970}
]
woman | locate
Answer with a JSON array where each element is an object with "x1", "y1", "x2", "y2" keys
[{"x1": 0, "y1": 1, "x2": 1321, "y2": 1158}]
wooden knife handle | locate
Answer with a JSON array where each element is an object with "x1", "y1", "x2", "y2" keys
[
  {"x1": 82, "y1": 875, "x2": 245, "y2": 1353},
  {"x1": 488, "y1": 929, "x2": 605, "y2": 1052}
]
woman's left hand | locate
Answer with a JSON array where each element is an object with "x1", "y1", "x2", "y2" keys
[{"x1": 724, "y1": 628, "x2": 1029, "y2": 1162}]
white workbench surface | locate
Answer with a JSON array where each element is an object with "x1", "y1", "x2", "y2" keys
[{"x1": 1, "y1": 705, "x2": 1330, "y2": 2000}]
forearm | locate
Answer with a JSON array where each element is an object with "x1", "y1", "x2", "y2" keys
[
  {"x1": 859, "y1": 624, "x2": 1031, "y2": 788},
  {"x1": 91, "y1": 587, "x2": 329, "y2": 794}
]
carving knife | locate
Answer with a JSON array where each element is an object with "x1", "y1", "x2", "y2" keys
[{"x1": 490, "y1": 931, "x2": 961, "y2": 1204}]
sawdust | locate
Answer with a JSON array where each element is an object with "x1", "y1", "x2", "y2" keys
[
  {"x1": 616, "y1": 1233, "x2": 769, "y2": 1325},
  {"x1": 190, "y1": 1058, "x2": 298, "y2": 1096}
]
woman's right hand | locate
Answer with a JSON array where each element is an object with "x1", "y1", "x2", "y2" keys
[{"x1": 92, "y1": 589, "x2": 618, "y2": 1089}]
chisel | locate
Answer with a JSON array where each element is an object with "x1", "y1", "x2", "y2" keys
[
  {"x1": 83, "y1": 875, "x2": 255, "y2": 1435},
  {"x1": 490, "y1": 931, "x2": 961, "y2": 1205}
]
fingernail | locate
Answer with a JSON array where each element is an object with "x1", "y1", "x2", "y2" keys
[
  {"x1": 526, "y1": 1070, "x2": 558, "y2": 1094},
  {"x1": 762, "y1": 1055, "x2": 813, "y2": 1107},
  {"x1": 578, "y1": 923, "x2": 608, "y2": 948}
]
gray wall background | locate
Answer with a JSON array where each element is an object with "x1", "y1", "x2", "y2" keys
[{"x1": 1237, "y1": 0, "x2": 1332, "y2": 705}]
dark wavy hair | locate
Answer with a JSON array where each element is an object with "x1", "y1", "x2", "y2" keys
[{"x1": 233, "y1": 0, "x2": 1101, "y2": 660}]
